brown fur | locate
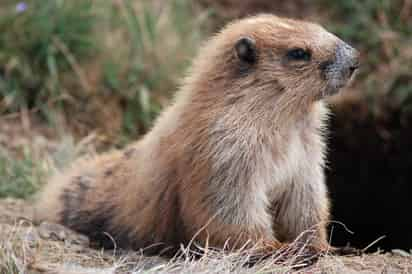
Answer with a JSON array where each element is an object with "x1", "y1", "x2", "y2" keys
[{"x1": 35, "y1": 15, "x2": 358, "y2": 258}]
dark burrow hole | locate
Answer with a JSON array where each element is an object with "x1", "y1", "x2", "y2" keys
[{"x1": 326, "y1": 102, "x2": 412, "y2": 252}]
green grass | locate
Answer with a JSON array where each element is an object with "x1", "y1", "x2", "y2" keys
[
  {"x1": 102, "y1": 0, "x2": 209, "y2": 137},
  {"x1": 0, "y1": 0, "x2": 97, "y2": 116},
  {"x1": 0, "y1": 148, "x2": 45, "y2": 199},
  {"x1": 0, "y1": 0, "x2": 209, "y2": 141}
]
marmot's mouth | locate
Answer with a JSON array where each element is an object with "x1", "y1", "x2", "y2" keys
[
  {"x1": 323, "y1": 84, "x2": 343, "y2": 97},
  {"x1": 321, "y1": 42, "x2": 359, "y2": 97},
  {"x1": 324, "y1": 71, "x2": 357, "y2": 97}
]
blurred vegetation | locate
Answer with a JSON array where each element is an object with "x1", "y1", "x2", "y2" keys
[
  {"x1": 103, "y1": 0, "x2": 208, "y2": 137},
  {"x1": 0, "y1": 148, "x2": 44, "y2": 198},
  {"x1": 322, "y1": 0, "x2": 412, "y2": 117},
  {"x1": 0, "y1": 0, "x2": 97, "y2": 115},
  {"x1": 0, "y1": 0, "x2": 209, "y2": 139}
]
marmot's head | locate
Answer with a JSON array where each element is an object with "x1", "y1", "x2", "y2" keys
[{"x1": 188, "y1": 14, "x2": 359, "y2": 113}]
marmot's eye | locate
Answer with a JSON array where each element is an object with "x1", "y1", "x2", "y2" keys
[
  {"x1": 235, "y1": 37, "x2": 257, "y2": 64},
  {"x1": 287, "y1": 48, "x2": 311, "y2": 61}
]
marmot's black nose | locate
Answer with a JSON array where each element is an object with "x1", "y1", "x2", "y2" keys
[
  {"x1": 337, "y1": 42, "x2": 360, "y2": 78},
  {"x1": 349, "y1": 62, "x2": 359, "y2": 77}
]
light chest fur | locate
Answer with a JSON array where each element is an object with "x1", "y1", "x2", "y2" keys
[{"x1": 208, "y1": 102, "x2": 328, "y2": 236}]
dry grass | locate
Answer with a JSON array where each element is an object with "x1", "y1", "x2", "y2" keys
[{"x1": 0, "y1": 199, "x2": 411, "y2": 274}]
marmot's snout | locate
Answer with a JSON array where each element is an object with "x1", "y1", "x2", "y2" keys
[
  {"x1": 336, "y1": 42, "x2": 360, "y2": 78},
  {"x1": 322, "y1": 42, "x2": 360, "y2": 96}
]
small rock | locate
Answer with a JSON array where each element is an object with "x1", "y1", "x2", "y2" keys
[
  {"x1": 65, "y1": 233, "x2": 90, "y2": 246},
  {"x1": 38, "y1": 222, "x2": 68, "y2": 241},
  {"x1": 57, "y1": 229, "x2": 67, "y2": 241},
  {"x1": 68, "y1": 243, "x2": 87, "y2": 253},
  {"x1": 38, "y1": 221, "x2": 90, "y2": 247},
  {"x1": 23, "y1": 228, "x2": 40, "y2": 248}
]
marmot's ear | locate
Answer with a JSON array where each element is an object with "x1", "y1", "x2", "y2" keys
[{"x1": 235, "y1": 37, "x2": 257, "y2": 64}]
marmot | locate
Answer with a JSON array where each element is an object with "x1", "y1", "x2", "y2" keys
[{"x1": 35, "y1": 15, "x2": 359, "y2": 259}]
